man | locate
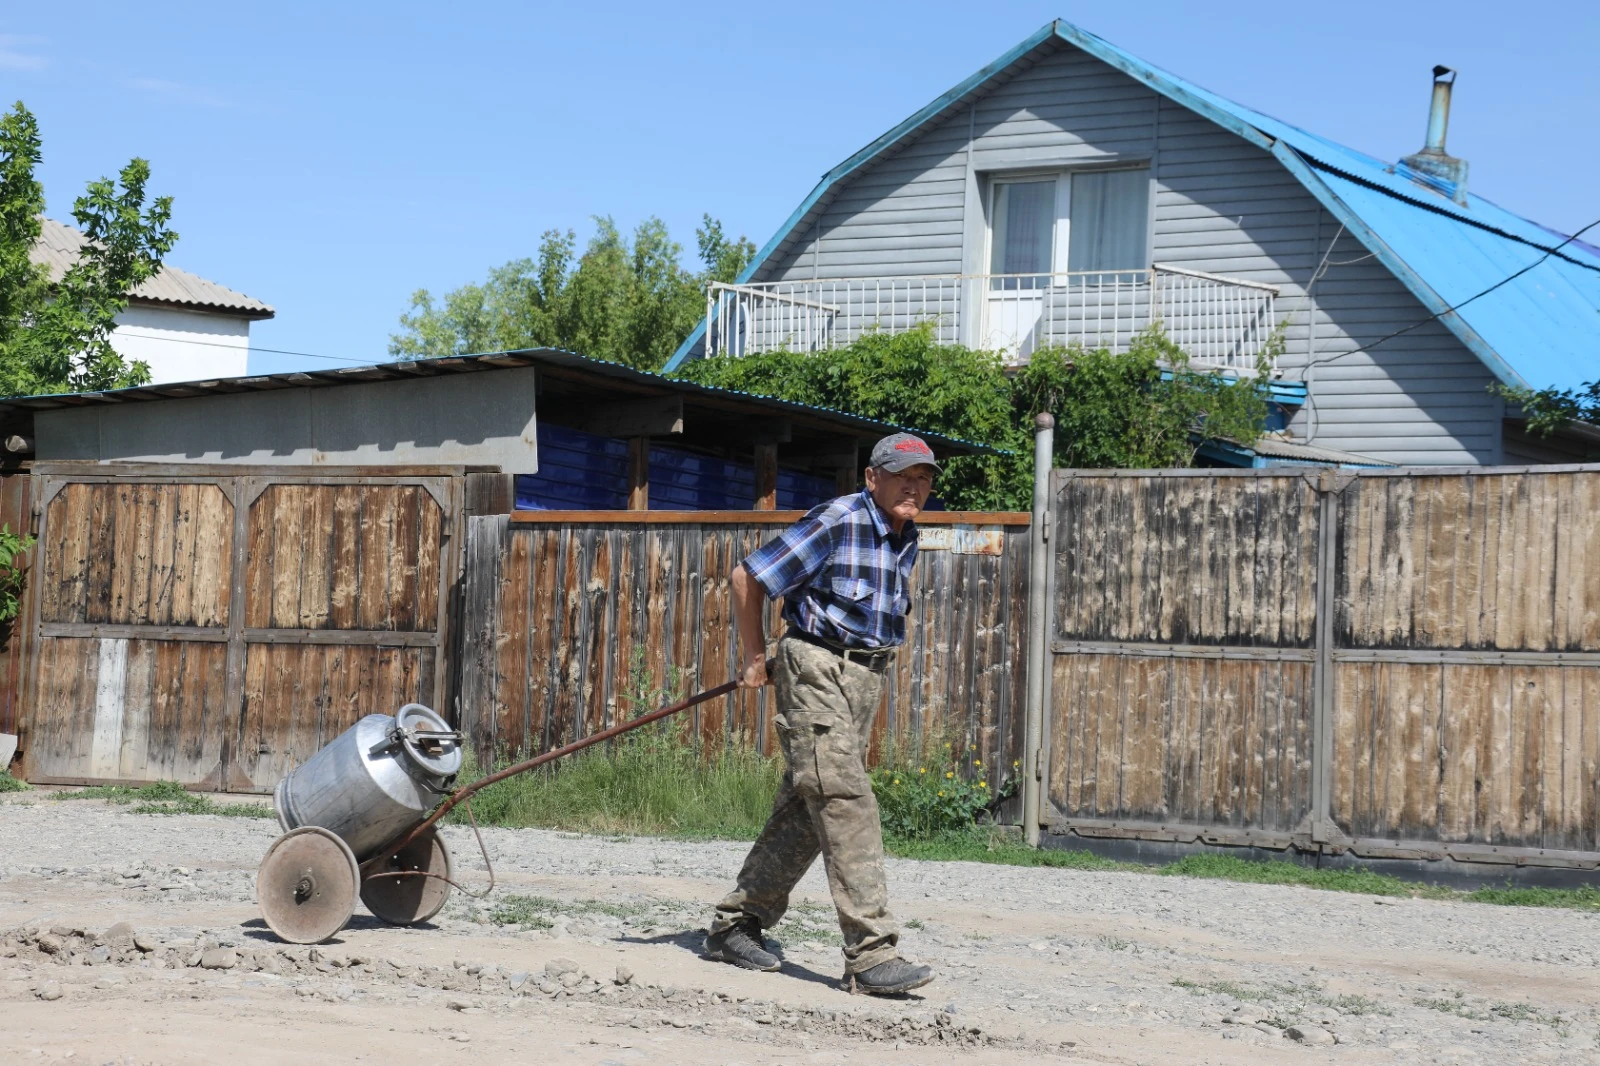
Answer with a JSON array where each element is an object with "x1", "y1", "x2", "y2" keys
[{"x1": 703, "y1": 432, "x2": 939, "y2": 996}]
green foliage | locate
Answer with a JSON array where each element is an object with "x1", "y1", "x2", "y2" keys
[
  {"x1": 0, "y1": 102, "x2": 174, "y2": 396},
  {"x1": 0, "y1": 522, "x2": 33, "y2": 624},
  {"x1": 1491, "y1": 379, "x2": 1600, "y2": 438},
  {"x1": 870, "y1": 736, "x2": 1013, "y2": 839},
  {"x1": 0, "y1": 769, "x2": 29, "y2": 792},
  {"x1": 390, "y1": 214, "x2": 754, "y2": 370},
  {"x1": 676, "y1": 325, "x2": 1273, "y2": 510}
]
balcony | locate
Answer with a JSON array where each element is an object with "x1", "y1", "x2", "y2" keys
[{"x1": 704, "y1": 265, "x2": 1281, "y2": 374}]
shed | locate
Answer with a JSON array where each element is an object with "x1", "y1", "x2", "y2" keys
[{"x1": 0, "y1": 348, "x2": 990, "y2": 512}]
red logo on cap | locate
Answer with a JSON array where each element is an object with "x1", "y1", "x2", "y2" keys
[{"x1": 895, "y1": 440, "x2": 931, "y2": 455}]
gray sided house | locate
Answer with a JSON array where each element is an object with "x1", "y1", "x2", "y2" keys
[{"x1": 667, "y1": 21, "x2": 1600, "y2": 468}]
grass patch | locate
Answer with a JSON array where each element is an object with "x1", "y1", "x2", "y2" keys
[
  {"x1": 886, "y1": 828, "x2": 1127, "y2": 870},
  {"x1": 488, "y1": 893, "x2": 654, "y2": 930},
  {"x1": 1417, "y1": 995, "x2": 1489, "y2": 1020},
  {"x1": 52, "y1": 780, "x2": 272, "y2": 818},
  {"x1": 452, "y1": 726, "x2": 781, "y2": 839},
  {"x1": 0, "y1": 770, "x2": 28, "y2": 792},
  {"x1": 1462, "y1": 884, "x2": 1600, "y2": 911},
  {"x1": 1157, "y1": 854, "x2": 1419, "y2": 896}
]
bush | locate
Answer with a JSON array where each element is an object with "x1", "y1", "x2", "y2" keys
[
  {"x1": 675, "y1": 325, "x2": 1273, "y2": 510},
  {"x1": 870, "y1": 736, "x2": 1015, "y2": 839},
  {"x1": 0, "y1": 769, "x2": 28, "y2": 792}
]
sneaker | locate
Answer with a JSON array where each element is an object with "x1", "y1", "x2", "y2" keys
[
  {"x1": 846, "y1": 957, "x2": 935, "y2": 995},
  {"x1": 703, "y1": 917, "x2": 780, "y2": 972}
]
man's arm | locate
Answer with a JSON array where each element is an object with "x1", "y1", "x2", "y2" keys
[{"x1": 732, "y1": 563, "x2": 772, "y2": 688}]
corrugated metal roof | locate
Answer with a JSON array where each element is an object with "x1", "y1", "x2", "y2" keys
[
  {"x1": 0, "y1": 347, "x2": 999, "y2": 455},
  {"x1": 1248, "y1": 434, "x2": 1394, "y2": 467},
  {"x1": 31, "y1": 217, "x2": 275, "y2": 319},
  {"x1": 667, "y1": 19, "x2": 1600, "y2": 394}
]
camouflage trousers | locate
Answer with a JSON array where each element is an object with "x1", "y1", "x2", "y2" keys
[{"x1": 708, "y1": 634, "x2": 899, "y2": 974}]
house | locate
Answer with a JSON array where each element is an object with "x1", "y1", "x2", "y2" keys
[
  {"x1": 666, "y1": 21, "x2": 1600, "y2": 468},
  {"x1": 31, "y1": 218, "x2": 275, "y2": 386}
]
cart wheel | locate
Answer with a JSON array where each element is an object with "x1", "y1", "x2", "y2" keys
[
  {"x1": 256, "y1": 826, "x2": 361, "y2": 945},
  {"x1": 360, "y1": 825, "x2": 453, "y2": 926}
]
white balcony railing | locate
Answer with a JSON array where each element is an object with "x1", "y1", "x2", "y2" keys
[{"x1": 704, "y1": 265, "x2": 1281, "y2": 373}]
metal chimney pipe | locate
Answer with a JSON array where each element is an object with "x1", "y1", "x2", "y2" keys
[{"x1": 1424, "y1": 65, "x2": 1456, "y2": 153}]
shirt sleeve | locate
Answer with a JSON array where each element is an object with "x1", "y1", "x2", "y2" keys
[{"x1": 741, "y1": 508, "x2": 838, "y2": 600}]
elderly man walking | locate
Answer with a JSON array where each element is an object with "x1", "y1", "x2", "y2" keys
[{"x1": 703, "y1": 432, "x2": 939, "y2": 995}]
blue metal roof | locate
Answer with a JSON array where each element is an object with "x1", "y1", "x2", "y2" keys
[{"x1": 667, "y1": 19, "x2": 1600, "y2": 393}]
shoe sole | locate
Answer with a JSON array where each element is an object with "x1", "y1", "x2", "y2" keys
[{"x1": 848, "y1": 971, "x2": 935, "y2": 995}]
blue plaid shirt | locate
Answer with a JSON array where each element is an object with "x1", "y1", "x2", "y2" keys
[{"x1": 742, "y1": 490, "x2": 919, "y2": 650}]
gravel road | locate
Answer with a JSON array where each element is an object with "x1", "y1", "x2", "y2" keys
[{"x1": 3, "y1": 790, "x2": 1597, "y2": 1065}]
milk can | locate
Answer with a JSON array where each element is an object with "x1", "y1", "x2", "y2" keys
[{"x1": 273, "y1": 703, "x2": 461, "y2": 861}]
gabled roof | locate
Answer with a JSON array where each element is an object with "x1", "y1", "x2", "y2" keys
[
  {"x1": 31, "y1": 217, "x2": 275, "y2": 319},
  {"x1": 665, "y1": 20, "x2": 1600, "y2": 392}
]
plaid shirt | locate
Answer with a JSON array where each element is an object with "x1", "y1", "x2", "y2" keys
[{"x1": 742, "y1": 490, "x2": 919, "y2": 650}]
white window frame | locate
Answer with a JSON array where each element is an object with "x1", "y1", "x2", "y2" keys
[{"x1": 984, "y1": 166, "x2": 1153, "y2": 276}]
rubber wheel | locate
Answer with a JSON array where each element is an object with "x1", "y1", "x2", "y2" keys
[
  {"x1": 359, "y1": 825, "x2": 453, "y2": 926},
  {"x1": 256, "y1": 826, "x2": 361, "y2": 945}
]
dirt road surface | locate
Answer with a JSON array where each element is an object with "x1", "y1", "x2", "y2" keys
[{"x1": 3, "y1": 790, "x2": 1597, "y2": 1065}]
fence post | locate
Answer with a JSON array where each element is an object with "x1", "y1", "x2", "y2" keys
[
  {"x1": 1310, "y1": 470, "x2": 1340, "y2": 845},
  {"x1": 1022, "y1": 413, "x2": 1055, "y2": 847}
]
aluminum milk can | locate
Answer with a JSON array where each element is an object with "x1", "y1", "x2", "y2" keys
[{"x1": 273, "y1": 703, "x2": 462, "y2": 861}]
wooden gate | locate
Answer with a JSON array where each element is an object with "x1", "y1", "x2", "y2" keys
[
  {"x1": 23, "y1": 465, "x2": 461, "y2": 791},
  {"x1": 1044, "y1": 465, "x2": 1600, "y2": 871}
]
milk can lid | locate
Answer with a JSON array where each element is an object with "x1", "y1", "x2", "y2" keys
[{"x1": 394, "y1": 703, "x2": 462, "y2": 779}]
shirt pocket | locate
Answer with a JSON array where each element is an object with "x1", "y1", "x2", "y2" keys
[{"x1": 830, "y1": 576, "x2": 874, "y2": 603}]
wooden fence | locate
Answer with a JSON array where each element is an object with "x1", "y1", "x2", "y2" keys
[
  {"x1": 1045, "y1": 466, "x2": 1600, "y2": 871},
  {"x1": 455, "y1": 511, "x2": 1031, "y2": 781}
]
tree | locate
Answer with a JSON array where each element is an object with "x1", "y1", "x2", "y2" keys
[
  {"x1": 389, "y1": 214, "x2": 755, "y2": 370},
  {"x1": 675, "y1": 326, "x2": 1271, "y2": 511},
  {"x1": 0, "y1": 102, "x2": 176, "y2": 396},
  {"x1": 1490, "y1": 380, "x2": 1600, "y2": 437}
]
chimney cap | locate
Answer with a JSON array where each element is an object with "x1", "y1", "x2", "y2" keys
[{"x1": 1432, "y1": 64, "x2": 1456, "y2": 81}]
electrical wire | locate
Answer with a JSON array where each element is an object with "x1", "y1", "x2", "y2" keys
[
  {"x1": 110, "y1": 328, "x2": 382, "y2": 366},
  {"x1": 1307, "y1": 215, "x2": 1600, "y2": 370}
]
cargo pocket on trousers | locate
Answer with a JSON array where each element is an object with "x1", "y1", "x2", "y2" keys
[{"x1": 779, "y1": 712, "x2": 868, "y2": 800}]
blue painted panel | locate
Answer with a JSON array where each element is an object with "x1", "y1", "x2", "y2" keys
[{"x1": 515, "y1": 423, "x2": 839, "y2": 512}]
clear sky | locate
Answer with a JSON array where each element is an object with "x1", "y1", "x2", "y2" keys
[{"x1": 7, "y1": 1, "x2": 1596, "y2": 376}]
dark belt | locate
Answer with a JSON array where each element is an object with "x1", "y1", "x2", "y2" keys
[{"x1": 784, "y1": 629, "x2": 895, "y2": 672}]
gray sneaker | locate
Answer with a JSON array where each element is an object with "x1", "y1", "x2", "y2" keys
[
  {"x1": 703, "y1": 917, "x2": 780, "y2": 972},
  {"x1": 847, "y1": 957, "x2": 934, "y2": 995}
]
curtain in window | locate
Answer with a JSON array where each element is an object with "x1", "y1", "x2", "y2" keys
[
  {"x1": 993, "y1": 180, "x2": 1056, "y2": 278},
  {"x1": 1067, "y1": 169, "x2": 1150, "y2": 272}
]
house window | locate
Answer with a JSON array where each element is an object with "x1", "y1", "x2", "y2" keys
[
  {"x1": 987, "y1": 168, "x2": 1150, "y2": 279},
  {"x1": 991, "y1": 179, "x2": 1056, "y2": 284},
  {"x1": 1066, "y1": 169, "x2": 1150, "y2": 273}
]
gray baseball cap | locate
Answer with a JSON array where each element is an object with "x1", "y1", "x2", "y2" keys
[{"x1": 869, "y1": 432, "x2": 941, "y2": 474}]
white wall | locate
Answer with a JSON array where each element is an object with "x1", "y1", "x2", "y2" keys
[{"x1": 109, "y1": 303, "x2": 252, "y2": 385}]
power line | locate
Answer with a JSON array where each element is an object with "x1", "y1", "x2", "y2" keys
[
  {"x1": 1308, "y1": 215, "x2": 1600, "y2": 369},
  {"x1": 111, "y1": 329, "x2": 380, "y2": 366}
]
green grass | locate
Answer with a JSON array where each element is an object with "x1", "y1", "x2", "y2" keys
[
  {"x1": 885, "y1": 829, "x2": 1127, "y2": 869},
  {"x1": 0, "y1": 769, "x2": 29, "y2": 792},
  {"x1": 450, "y1": 728, "x2": 781, "y2": 840},
  {"x1": 52, "y1": 779, "x2": 273, "y2": 818},
  {"x1": 488, "y1": 893, "x2": 654, "y2": 930}
]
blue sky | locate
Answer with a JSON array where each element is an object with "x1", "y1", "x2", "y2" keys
[{"x1": 7, "y1": 1, "x2": 1596, "y2": 375}]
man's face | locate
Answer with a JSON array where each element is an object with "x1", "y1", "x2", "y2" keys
[{"x1": 865, "y1": 463, "x2": 936, "y2": 526}]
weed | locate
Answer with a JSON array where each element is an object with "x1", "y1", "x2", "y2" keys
[
  {"x1": 886, "y1": 828, "x2": 1127, "y2": 869},
  {"x1": 904, "y1": 918, "x2": 924, "y2": 930},
  {"x1": 1097, "y1": 935, "x2": 1132, "y2": 952},
  {"x1": 0, "y1": 770, "x2": 28, "y2": 793},
  {"x1": 51, "y1": 780, "x2": 271, "y2": 818},
  {"x1": 488, "y1": 893, "x2": 654, "y2": 930},
  {"x1": 1417, "y1": 996, "x2": 1489, "y2": 1021},
  {"x1": 1315, "y1": 993, "x2": 1390, "y2": 1017},
  {"x1": 1490, "y1": 1001, "x2": 1567, "y2": 1030}
]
